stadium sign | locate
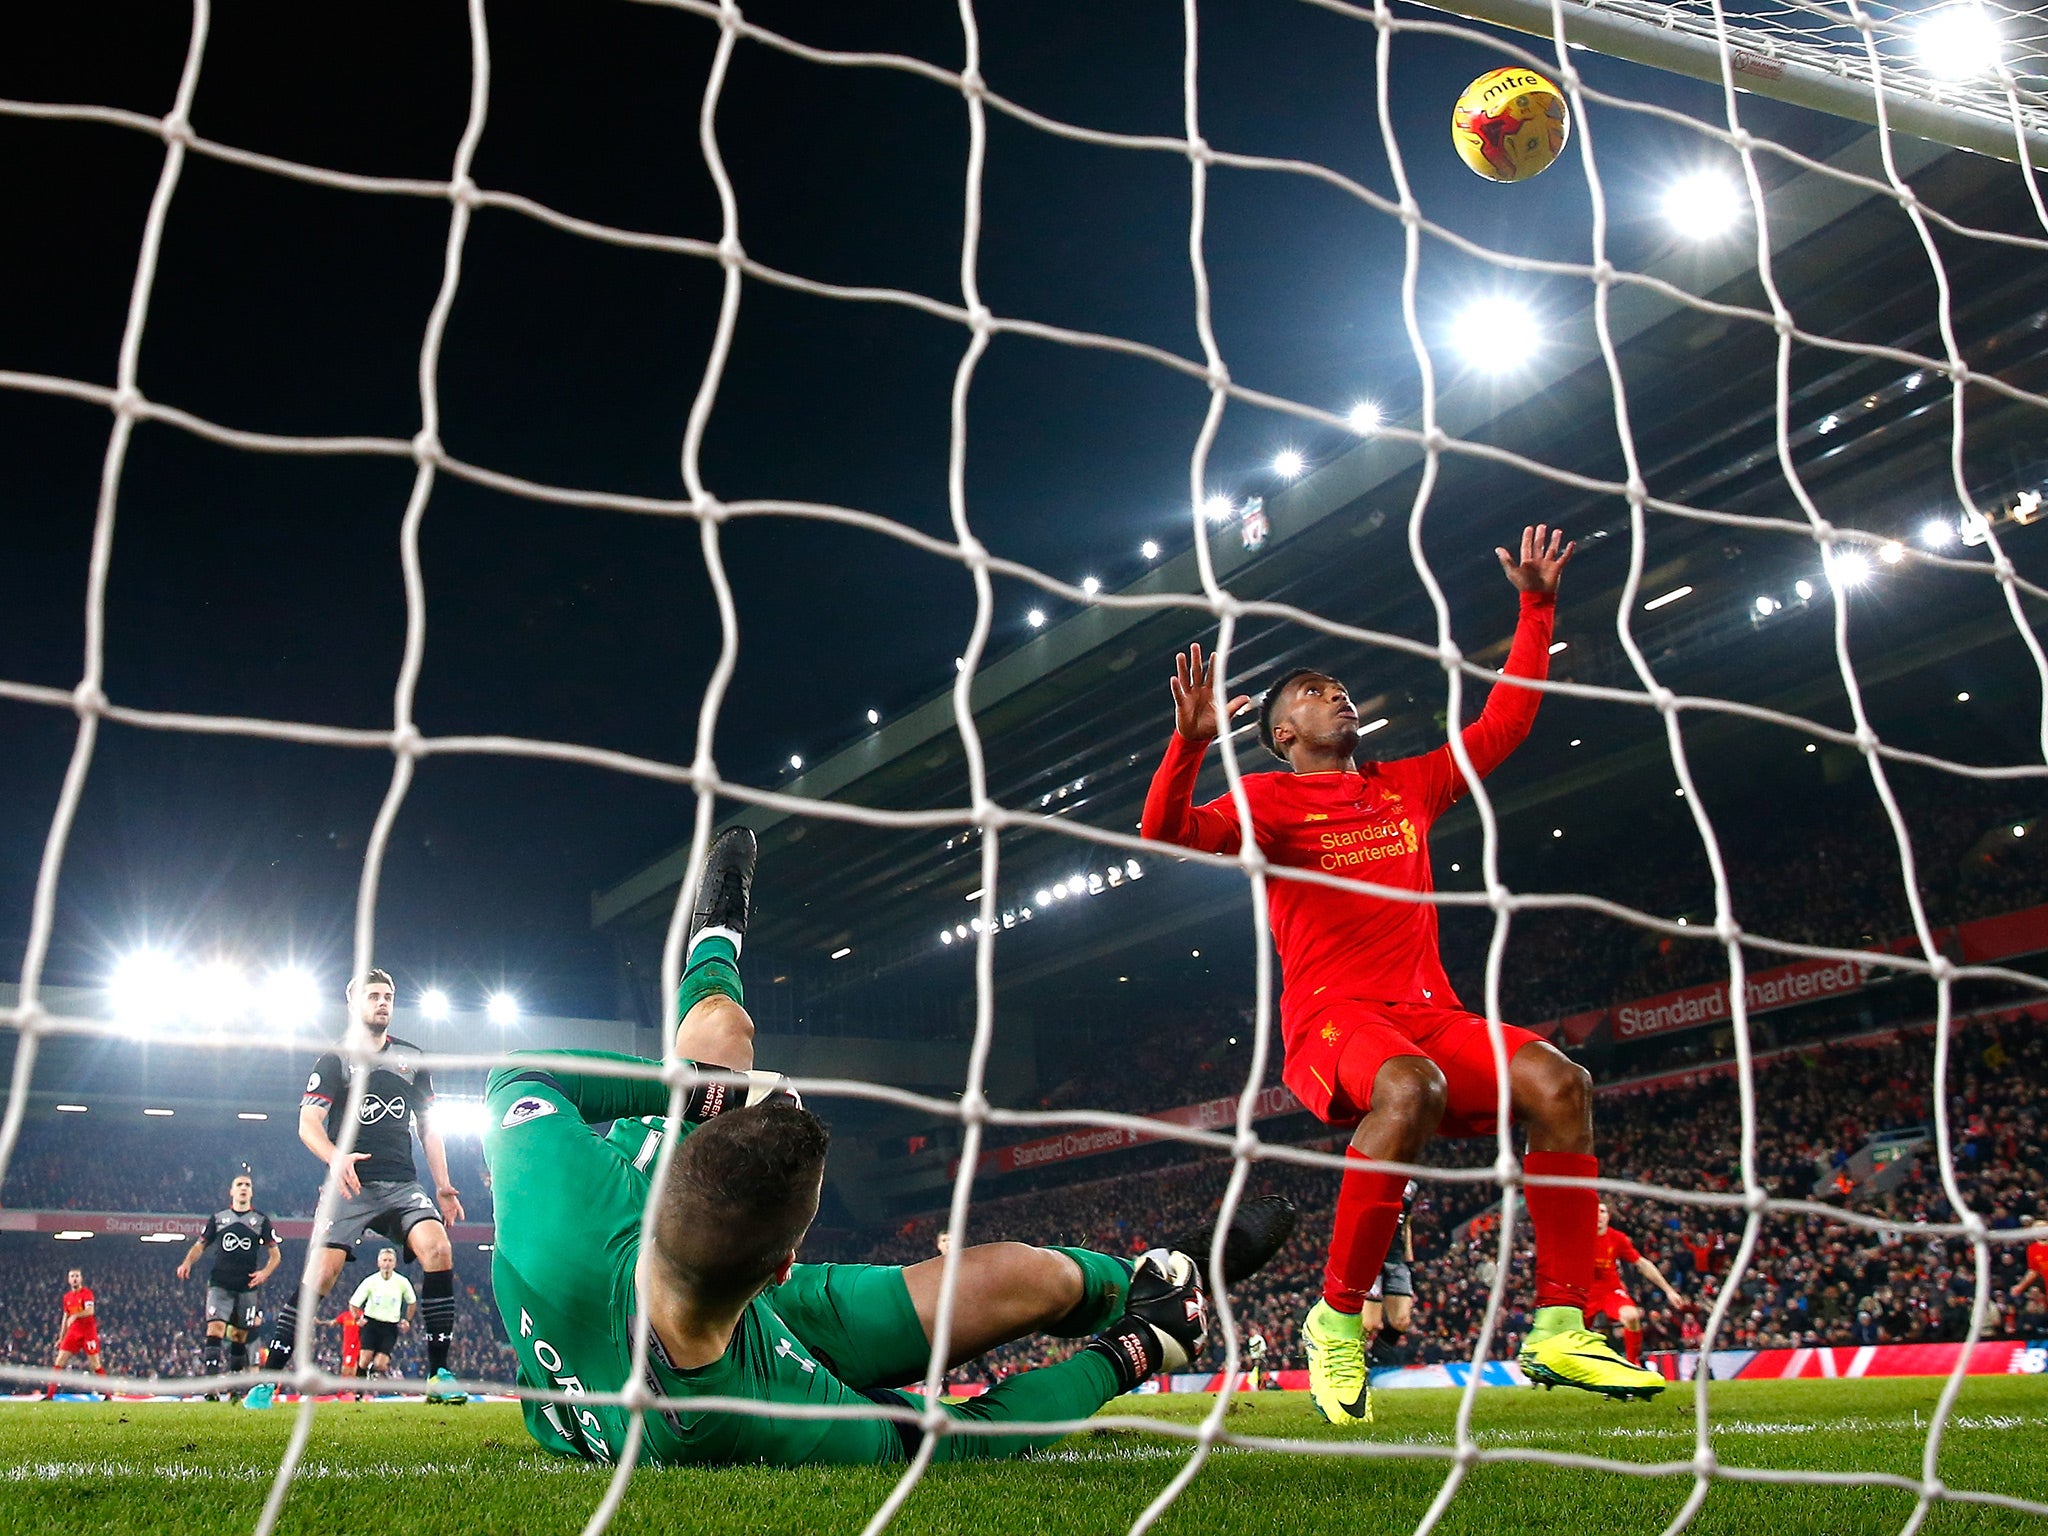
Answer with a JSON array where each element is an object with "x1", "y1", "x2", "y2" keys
[
  {"x1": 1551, "y1": 898, "x2": 2048, "y2": 1044},
  {"x1": 1611, "y1": 953, "x2": 1880, "y2": 1040},
  {"x1": 975, "y1": 1083, "x2": 1304, "y2": 1175}
]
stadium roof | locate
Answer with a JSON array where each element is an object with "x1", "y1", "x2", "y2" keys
[{"x1": 592, "y1": 130, "x2": 2048, "y2": 1033}]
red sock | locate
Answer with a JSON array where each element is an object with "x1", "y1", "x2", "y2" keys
[
  {"x1": 1624, "y1": 1326, "x2": 1643, "y2": 1365},
  {"x1": 1523, "y1": 1150, "x2": 1598, "y2": 1312},
  {"x1": 1321, "y1": 1148, "x2": 1408, "y2": 1313}
]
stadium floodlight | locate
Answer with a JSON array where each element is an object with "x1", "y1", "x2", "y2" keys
[
  {"x1": 1920, "y1": 518, "x2": 1956, "y2": 548},
  {"x1": 1026, "y1": 608, "x2": 1047, "y2": 629},
  {"x1": 1140, "y1": 540, "x2": 1161, "y2": 560},
  {"x1": 54, "y1": 1231, "x2": 93, "y2": 1242},
  {"x1": 258, "y1": 967, "x2": 321, "y2": 1031},
  {"x1": 1125, "y1": 859, "x2": 1142, "y2": 879},
  {"x1": 486, "y1": 991, "x2": 520, "y2": 1026},
  {"x1": 419, "y1": 987, "x2": 452, "y2": 1022},
  {"x1": 432, "y1": 1099, "x2": 491, "y2": 1139},
  {"x1": 1272, "y1": 449, "x2": 1305, "y2": 480},
  {"x1": 1080, "y1": 576, "x2": 1101, "y2": 596},
  {"x1": 1034, "y1": 888, "x2": 1054, "y2": 905},
  {"x1": 139, "y1": 1232, "x2": 184, "y2": 1243},
  {"x1": 1201, "y1": 494, "x2": 1234, "y2": 523},
  {"x1": 1661, "y1": 170, "x2": 1744, "y2": 240},
  {"x1": 1795, "y1": 579, "x2": 1816, "y2": 601},
  {"x1": 188, "y1": 959, "x2": 251, "y2": 1027},
  {"x1": 2015, "y1": 824, "x2": 2029, "y2": 838},
  {"x1": 1878, "y1": 541, "x2": 1905, "y2": 565},
  {"x1": 237, "y1": 1111, "x2": 268, "y2": 1121},
  {"x1": 1068, "y1": 875, "x2": 1088, "y2": 895},
  {"x1": 1051, "y1": 884, "x2": 1069, "y2": 900},
  {"x1": 830, "y1": 946, "x2": 852, "y2": 960},
  {"x1": 1642, "y1": 585, "x2": 1693, "y2": 611},
  {"x1": 1755, "y1": 595, "x2": 1779, "y2": 616},
  {"x1": 109, "y1": 949, "x2": 185, "y2": 1031},
  {"x1": 866, "y1": 708, "x2": 880, "y2": 725},
  {"x1": 1358, "y1": 717, "x2": 1390, "y2": 736},
  {"x1": 954, "y1": 923, "x2": 969, "y2": 939},
  {"x1": 1806, "y1": 743, "x2": 1819, "y2": 753},
  {"x1": 1450, "y1": 295, "x2": 1539, "y2": 367},
  {"x1": 1347, "y1": 400, "x2": 1382, "y2": 432},
  {"x1": 56, "y1": 1103, "x2": 87, "y2": 1113},
  {"x1": 1829, "y1": 550, "x2": 1874, "y2": 586},
  {"x1": 1548, "y1": 640, "x2": 1568, "y2": 655},
  {"x1": 1958, "y1": 691, "x2": 1972, "y2": 701},
  {"x1": 1570, "y1": 738, "x2": 1582, "y2": 747},
  {"x1": 939, "y1": 930, "x2": 952, "y2": 944},
  {"x1": 1918, "y1": 2, "x2": 2001, "y2": 78},
  {"x1": 1552, "y1": 828, "x2": 1564, "y2": 838},
  {"x1": 788, "y1": 755, "x2": 803, "y2": 771},
  {"x1": 144, "y1": 1108, "x2": 174, "y2": 1117}
]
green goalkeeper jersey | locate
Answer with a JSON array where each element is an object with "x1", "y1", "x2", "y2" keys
[{"x1": 483, "y1": 1053, "x2": 911, "y2": 1467}]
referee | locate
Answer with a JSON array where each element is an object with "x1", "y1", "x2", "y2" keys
[{"x1": 348, "y1": 1248, "x2": 417, "y2": 1381}]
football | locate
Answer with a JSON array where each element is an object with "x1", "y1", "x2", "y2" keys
[{"x1": 1452, "y1": 66, "x2": 1571, "y2": 183}]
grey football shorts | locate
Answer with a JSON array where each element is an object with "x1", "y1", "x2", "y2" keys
[
  {"x1": 1367, "y1": 1259, "x2": 1414, "y2": 1301},
  {"x1": 319, "y1": 1180, "x2": 442, "y2": 1254},
  {"x1": 204, "y1": 1286, "x2": 260, "y2": 1330}
]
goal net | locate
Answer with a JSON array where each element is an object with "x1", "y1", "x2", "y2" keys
[{"x1": 2, "y1": 1, "x2": 2046, "y2": 1534}]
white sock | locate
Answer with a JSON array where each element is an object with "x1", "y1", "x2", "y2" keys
[{"x1": 688, "y1": 925, "x2": 743, "y2": 961}]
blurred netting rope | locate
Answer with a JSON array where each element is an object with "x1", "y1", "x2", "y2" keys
[{"x1": 2, "y1": 1, "x2": 2047, "y2": 1534}]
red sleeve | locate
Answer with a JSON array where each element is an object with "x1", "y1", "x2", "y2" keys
[
  {"x1": 1398, "y1": 591, "x2": 1557, "y2": 817},
  {"x1": 1617, "y1": 1231, "x2": 1642, "y2": 1264},
  {"x1": 1139, "y1": 733, "x2": 1245, "y2": 855}
]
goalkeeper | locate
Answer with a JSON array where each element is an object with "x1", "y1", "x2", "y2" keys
[{"x1": 485, "y1": 828, "x2": 1294, "y2": 1467}]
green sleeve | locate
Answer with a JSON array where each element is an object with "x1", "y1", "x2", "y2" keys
[{"x1": 486, "y1": 1049, "x2": 675, "y2": 1125}]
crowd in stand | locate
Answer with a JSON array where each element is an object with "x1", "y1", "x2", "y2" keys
[
  {"x1": 855, "y1": 1006, "x2": 2047, "y2": 1379},
  {"x1": 0, "y1": 1117, "x2": 494, "y2": 1222},
  {"x1": 0, "y1": 776, "x2": 2040, "y2": 1393},
  {"x1": 0, "y1": 1241, "x2": 511, "y2": 1389}
]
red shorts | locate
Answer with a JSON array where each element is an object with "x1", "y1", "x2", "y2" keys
[
  {"x1": 57, "y1": 1324, "x2": 100, "y2": 1357},
  {"x1": 342, "y1": 1342, "x2": 360, "y2": 1370},
  {"x1": 1585, "y1": 1286, "x2": 1637, "y2": 1323},
  {"x1": 1282, "y1": 998, "x2": 1543, "y2": 1138}
]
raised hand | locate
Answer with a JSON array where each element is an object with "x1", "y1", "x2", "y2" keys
[
  {"x1": 1169, "y1": 642, "x2": 1253, "y2": 743},
  {"x1": 1495, "y1": 523, "x2": 1575, "y2": 595}
]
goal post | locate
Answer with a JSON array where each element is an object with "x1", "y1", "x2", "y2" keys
[{"x1": 1406, "y1": 0, "x2": 2048, "y2": 166}]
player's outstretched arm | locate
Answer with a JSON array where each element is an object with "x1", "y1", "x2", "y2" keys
[
  {"x1": 1451, "y1": 524, "x2": 1574, "y2": 788},
  {"x1": 1636, "y1": 1255, "x2": 1685, "y2": 1308},
  {"x1": 417, "y1": 1116, "x2": 466, "y2": 1227},
  {"x1": 1141, "y1": 643, "x2": 1253, "y2": 853}
]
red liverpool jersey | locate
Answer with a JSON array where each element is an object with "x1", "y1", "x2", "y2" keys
[
  {"x1": 61, "y1": 1287, "x2": 96, "y2": 1328},
  {"x1": 1592, "y1": 1227, "x2": 1641, "y2": 1287},
  {"x1": 1142, "y1": 590, "x2": 1555, "y2": 1033}
]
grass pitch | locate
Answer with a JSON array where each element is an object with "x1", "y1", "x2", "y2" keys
[{"x1": 3, "y1": 1378, "x2": 2045, "y2": 1535}]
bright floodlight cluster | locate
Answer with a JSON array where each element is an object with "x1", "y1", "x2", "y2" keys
[
  {"x1": 102, "y1": 952, "x2": 519, "y2": 1032},
  {"x1": 1917, "y1": 1, "x2": 2003, "y2": 78},
  {"x1": 938, "y1": 857, "x2": 1143, "y2": 945}
]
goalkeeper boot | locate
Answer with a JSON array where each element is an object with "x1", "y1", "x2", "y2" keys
[
  {"x1": 690, "y1": 827, "x2": 756, "y2": 945},
  {"x1": 1303, "y1": 1300, "x2": 1373, "y2": 1425},
  {"x1": 1085, "y1": 1249, "x2": 1210, "y2": 1392},
  {"x1": 1172, "y1": 1195, "x2": 1299, "y2": 1290},
  {"x1": 425, "y1": 1368, "x2": 467, "y2": 1405},
  {"x1": 1519, "y1": 1325, "x2": 1667, "y2": 1401}
]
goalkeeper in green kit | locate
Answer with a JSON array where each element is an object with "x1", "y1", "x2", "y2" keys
[{"x1": 484, "y1": 828, "x2": 1295, "y2": 1467}]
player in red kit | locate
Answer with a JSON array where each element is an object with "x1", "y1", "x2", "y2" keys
[
  {"x1": 1141, "y1": 525, "x2": 1664, "y2": 1421},
  {"x1": 50, "y1": 1267, "x2": 109, "y2": 1397},
  {"x1": 1588, "y1": 1202, "x2": 1685, "y2": 1367}
]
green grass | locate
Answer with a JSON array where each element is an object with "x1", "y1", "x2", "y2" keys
[{"x1": 3, "y1": 1378, "x2": 2045, "y2": 1535}]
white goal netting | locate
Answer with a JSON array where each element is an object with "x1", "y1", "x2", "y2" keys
[{"x1": 3, "y1": 1, "x2": 2047, "y2": 1534}]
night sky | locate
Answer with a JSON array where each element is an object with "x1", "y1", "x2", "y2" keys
[{"x1": 0, "y1": 1, "x2": 1948, "y2": 1014}]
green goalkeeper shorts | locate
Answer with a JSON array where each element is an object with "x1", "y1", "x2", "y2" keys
[{"x1": 767, "y1": 1262, "x2": 930, "y2": 1391}]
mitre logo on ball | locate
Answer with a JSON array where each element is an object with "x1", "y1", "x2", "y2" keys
[{"x1": 1452, "y1": 67, "x2": 1571, "y2": 183}]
